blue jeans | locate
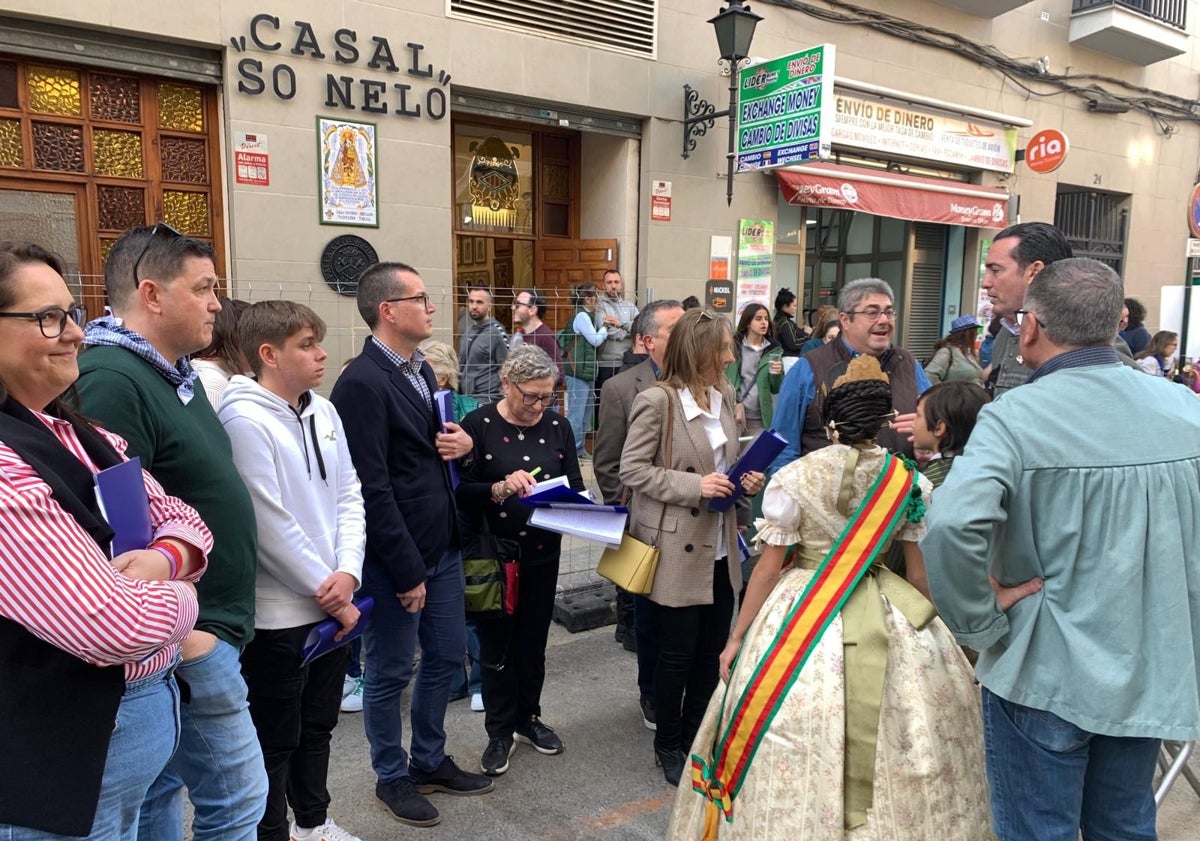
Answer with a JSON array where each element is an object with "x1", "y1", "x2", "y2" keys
[
  {"x1": 137, "y1": 639, "x2": 268, "y2": 841},
  {"x1": 564, "y1": 376, "x2": 591, "y2": 454},
  {"x1": 981, "y1": 687, "x2": 1160, "y2": 841},
  {"x1": 362, "y1": 548, "x2": 467, "y2": 782},
  {"x1": 0, "y1": 668, "x2": 179, "y2": 841}
]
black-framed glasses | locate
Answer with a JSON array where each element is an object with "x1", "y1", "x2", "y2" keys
[
  {"x1": 385, "y1": 294, "x2": 434, "y2": 311},
  {"x1": 846, "y1": 307, "x2": 896, "y2": 321},
  {"x1": 131, "y1": 222, "x2": 183, "y2": 283},
  {"x1": 513, "y1": 382, "x2": 554, "y2": 407},
  {"x1": 1015, "y1": 309, "x2": 1034, "y2": 326},
  {"x1": 0, "y1": 305, "x2": 88, "y2": 338},
  {"x1": 512, "y1": 299, "x2": 533, "y2": 309}
]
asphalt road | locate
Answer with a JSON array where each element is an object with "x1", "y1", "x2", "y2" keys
[{"x1": 312, "y1": 623, "x2": 1200, "y2": 841}]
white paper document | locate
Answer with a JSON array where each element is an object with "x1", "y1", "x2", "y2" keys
[{"x1": 529, "y1": 506, "x2": 628, "y2": 547}]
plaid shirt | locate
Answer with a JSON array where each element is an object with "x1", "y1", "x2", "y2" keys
[{"x1": 371, "y1": 336, "x2": 432, "y2": 409}]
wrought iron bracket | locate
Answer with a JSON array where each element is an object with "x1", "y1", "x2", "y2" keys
[{"x1": 682, "y1": 83, "x2": 729, "y2": 159}]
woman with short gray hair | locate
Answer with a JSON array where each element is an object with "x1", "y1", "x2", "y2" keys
[{"x1": 456, "y1": 342, "x2": 585, "y2": 777}]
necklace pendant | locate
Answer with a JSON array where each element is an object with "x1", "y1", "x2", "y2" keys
[{"x1": 517, "y1": 432, "x2": 525, "y2": 440}]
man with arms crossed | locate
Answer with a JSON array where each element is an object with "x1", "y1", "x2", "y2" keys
[
  {"x1": 332, "y1": 263, "x2": 493, "y2": 828},
  {"x1": 594, "y1": 269, "x2": 639, "y2": 393},
  {"x1": 75, "y1": 224, "x2": 267, "y2": 840},
  {"x1": 923, "y1": 258, "x2": 1200, "y2": 841}
]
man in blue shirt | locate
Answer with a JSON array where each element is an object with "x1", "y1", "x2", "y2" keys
[
  {"x1": 923, "y1": 257, "x2": 1200, "y2": 841},
  {"x1": 770, "y1": 278, "x2": 930, "y2": 472}
]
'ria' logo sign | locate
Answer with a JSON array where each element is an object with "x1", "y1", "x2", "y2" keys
[{"x1": 1026, "y1": 129, "x2": 1068, "y2": 174}]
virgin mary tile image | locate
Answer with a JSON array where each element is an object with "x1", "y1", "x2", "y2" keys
[{"x1": 318, "y1": 117, "x2": 378, "y2": 227}]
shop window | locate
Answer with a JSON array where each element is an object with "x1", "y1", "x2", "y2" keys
[{"x1": 1054, "y1": 187, "x2": 1128, "y2": 274}]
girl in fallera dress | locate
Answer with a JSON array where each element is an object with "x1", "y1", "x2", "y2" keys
[{"x1": 667, "y1": 355, "x2": 994, "y2": 841}]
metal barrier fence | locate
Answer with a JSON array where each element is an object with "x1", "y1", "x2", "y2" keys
[{"x1": 70, "y1": 274, "x2": 660, "y2": 590}]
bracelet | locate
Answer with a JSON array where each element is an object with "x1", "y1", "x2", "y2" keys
[{"x1": 150, "y1": 541, "x2": 183, "y2": 580}]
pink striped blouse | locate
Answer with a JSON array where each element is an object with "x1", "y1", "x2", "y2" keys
[{"x1": 0, "y1": 410, "x2": 211, "y2": 681}]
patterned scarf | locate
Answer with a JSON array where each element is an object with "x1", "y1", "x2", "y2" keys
[{"x1": 84, "y1": 315, "x2": 197, "y2": 405}]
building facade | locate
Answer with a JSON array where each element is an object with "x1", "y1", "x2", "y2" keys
[{"x1": 0, "y1": 0, "x2": 1196, "y2": 362}]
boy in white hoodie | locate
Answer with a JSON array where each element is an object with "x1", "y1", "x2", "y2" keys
[{"x1": 219, "y1": 300, "x2": 367, "y2": 841}]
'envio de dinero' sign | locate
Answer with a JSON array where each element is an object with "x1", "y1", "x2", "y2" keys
[{"x1": 228, "y1": 13, "x2": 449, "y2": 121}]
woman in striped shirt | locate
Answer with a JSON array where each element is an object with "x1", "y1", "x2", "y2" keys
[{"x1": 0, "y1": 242, "x2": 211, "y2": 839}]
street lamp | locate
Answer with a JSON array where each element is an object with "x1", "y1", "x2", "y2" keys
[{"x1": 682, "y1": 0, "x2": 763, "y2": 206}]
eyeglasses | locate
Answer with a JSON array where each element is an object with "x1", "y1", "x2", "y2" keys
[
  {"x1": 131, "y1": 222, "x2": 183, "y2": 284},
  {"x1": 513, "y1": 383, "x2": 554, "y2": 407},
  {"x1": 512, "y1": 299, "x2": 533, "y2": 309},
  {"x1": 1015, "y1": 309, "x2": 1035, "y2": 326},
  {"x1": 0, "y1": 305, "x2": 88, "y2": 338},
  {"x1": 846, "y1": 307, "x2": 896, "y2": 322},
  {"x1": 386, "y1": 294, "x2": 434, "y2": 311}
]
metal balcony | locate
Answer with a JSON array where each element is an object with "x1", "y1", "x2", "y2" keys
[
  {"x1": 1070, "y1": 0, "x2": 1189, "y2": 65},
  {"x1": 928, "y1": 0, "x2": 1033, "y2": 16}
]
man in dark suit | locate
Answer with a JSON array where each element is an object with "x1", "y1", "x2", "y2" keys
[
  {"x1": 593, "y1": 299, "x2": 683, "y2": 730},
  {"x1": 331, "y1": 262, "x2": 493, "y2": 827}
]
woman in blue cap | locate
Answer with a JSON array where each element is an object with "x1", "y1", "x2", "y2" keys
[{"x1": 924, "y1": 314, "x2": 984, "y2": 384}]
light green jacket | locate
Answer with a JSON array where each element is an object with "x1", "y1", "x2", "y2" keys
[
  {"x1": 922, "y1": 361, "x2": 1200, "y2": 740},
  {"x1": 724, "y1": 336, "x2": 784, "y2": 428}
]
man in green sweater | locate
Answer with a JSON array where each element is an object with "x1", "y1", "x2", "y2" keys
[{"x1": 74, "y1": 224, "x2": 267, "y2": 841}]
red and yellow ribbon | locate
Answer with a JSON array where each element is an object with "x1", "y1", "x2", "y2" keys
[{"x1": 691, "y1": 453, "x2": 917, "y2": 832}]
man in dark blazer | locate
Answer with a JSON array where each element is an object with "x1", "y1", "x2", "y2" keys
[
  {"x1": 331, "y1": 262, "x2": 493, "y2": 827},
  {"x1": 593, "y1": 299, "x2": 683, "y2": 730}
]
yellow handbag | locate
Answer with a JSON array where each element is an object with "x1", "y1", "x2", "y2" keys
[{"x1": 596, "y1": 385, "x2": 675, "y2": 596}]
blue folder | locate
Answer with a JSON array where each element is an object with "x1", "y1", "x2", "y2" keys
[
  {"x1": 94, "y1": 457, "x2": 153, "y2": 557},
  {"x1": 300, "y1": 597, "x2": 375, "y2": 667},
  {"x1": 434, "y1": 389, "x2": 460, "y2": 487},
  {"x1": 708, "y1": 429, "x2": 789, "y2": 513}
]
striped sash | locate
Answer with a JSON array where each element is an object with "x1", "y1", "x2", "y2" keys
[{"x1": 690, "y1": 453, "x2": 917, "y2": 832}]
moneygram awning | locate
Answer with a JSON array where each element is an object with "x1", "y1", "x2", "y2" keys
[{"x1": 776, "y1": 163, "x2": 1010, "y2": 229}]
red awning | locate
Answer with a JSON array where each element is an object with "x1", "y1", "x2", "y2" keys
[{"x1": 776, "y1": 163, "x2": 1009, "y2": 229}]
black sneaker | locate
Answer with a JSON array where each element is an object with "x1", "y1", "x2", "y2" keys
[
  {"x1": 514, "y1": 716, "x2": 564, "y2": 755},
  {"x1": 375, "y1": 778, "x2": 440, "y2": 827},
  {"x1": 409, "y1": 755, "x2": 494, "y2": 795},
  {"x1": 481, "y1": 735, "x2": 515, "y2": 776},
  {"x1": 640, "y1": 695, "x2": 657, "y2": 732}
]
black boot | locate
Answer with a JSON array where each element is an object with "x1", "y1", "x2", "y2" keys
[{"x1": 655, "y1": 745, "x2": 687, "y2": 787}]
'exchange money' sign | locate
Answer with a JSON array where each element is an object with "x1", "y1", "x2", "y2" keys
[{"x1": 736, "y1": 44, "x2": 835, "y2": 172}]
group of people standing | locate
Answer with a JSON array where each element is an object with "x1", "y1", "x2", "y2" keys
[{"x1": 2, "y1": 217, "x2": 1199, "y2": 841}]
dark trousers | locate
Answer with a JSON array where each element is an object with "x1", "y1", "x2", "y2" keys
[
  {"x1": 634, "y1": 594, "x2": 660, "y2": 702},
  {"x1": 241, "y1": 624, "x2": 349, "y2": 841},
  {"x1": 654, "y1": 560, "x2": 734, "y2": 754},
  {"x1": 478, "y1": 559, "x2": 560, "y2": 738}
]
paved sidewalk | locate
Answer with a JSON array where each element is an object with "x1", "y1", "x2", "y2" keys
[{"x1": 309, "y1": 623, "x2": 1200, "y2": 840}]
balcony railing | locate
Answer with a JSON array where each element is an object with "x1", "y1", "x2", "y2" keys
[{"x1": 1072, "y1": 0, "x2": 1187, "y2": 30}]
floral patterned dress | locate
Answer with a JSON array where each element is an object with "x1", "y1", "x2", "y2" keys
[{"x1": 667, "y1": 444, "x2": 994, "y2": 841}]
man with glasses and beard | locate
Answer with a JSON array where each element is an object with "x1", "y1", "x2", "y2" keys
[
  {"x1": 74, "y1": 223, "x2": 268, "y2": 840},
  {"x1": 770, "y1": 278, "x2": 932, "y2": 472}
]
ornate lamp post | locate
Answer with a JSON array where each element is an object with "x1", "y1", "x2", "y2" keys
[{"x1": 682, "y1": 1, "x2": 763, "y2": 206}]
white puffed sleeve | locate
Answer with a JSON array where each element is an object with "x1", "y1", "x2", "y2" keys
[{"x1": 752, "y1": 478, "x2": 804, "y2": 546}]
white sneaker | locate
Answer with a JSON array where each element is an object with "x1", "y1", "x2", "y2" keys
[
  {"x1": 341, "y1": 676, "x2": 358, "y2": 698},
  {"x1": 340, "y1": 679, "x2": 363, "y2": 713},
  {"x1": 290, "y1": 819, "x2": 362, "y2": 841},
  {"x1": 470, "y1": 692, "x2": 485, "y2": 712}
]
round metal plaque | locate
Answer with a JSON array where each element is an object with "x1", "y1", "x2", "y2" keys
[{"x1": 320, "y1": 235, "x2": 378, "y2": 296}]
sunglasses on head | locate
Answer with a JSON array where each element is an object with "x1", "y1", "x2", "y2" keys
[{"x1": 131, "y1": 222, "x2": 184, "y2": 284}]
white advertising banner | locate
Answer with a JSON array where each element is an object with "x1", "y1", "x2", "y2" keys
[{"x1": 831, "y1": 93, "x2": 1017, "y2": 174}]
